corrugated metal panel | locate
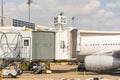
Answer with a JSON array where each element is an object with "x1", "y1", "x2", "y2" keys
[
  {"x1": 71, "y1": 29, "x2": 77, "y2": 58},
  {"x1": 32, "y1": 31, "x2": 55, "y2": 60}
]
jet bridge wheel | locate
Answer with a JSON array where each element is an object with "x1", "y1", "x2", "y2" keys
[
  {"x1": 33, "y1": 67, "x2": 42, "y2": 74},
  {"x1": 77, "y1": 63, "x2": 86, "y2": 72},
  {"x1": 8, "y1": 74, "x2": 13, "y2": 78},
  {"x1": 28, "y1": 61, "x2": 40, "y2": 71}
]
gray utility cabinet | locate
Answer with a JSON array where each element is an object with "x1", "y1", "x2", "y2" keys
[{"x1": 32, "y1": 31, "x2": 55, "y2": 60}]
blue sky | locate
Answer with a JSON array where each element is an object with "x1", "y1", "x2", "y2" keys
[{"x1": 1, "y1": 0, "x2": 120, "y2": 31}]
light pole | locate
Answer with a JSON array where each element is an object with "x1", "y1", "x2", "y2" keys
[
  {"x1": 27, "y1": 0, "x2": 32, "y2": 23},
  {"x1": 1, "y1": 0, "x2": 3, "y2": 26},
  {"x1": 72, "y1": 17, "x2": 75, "y2": 27}
]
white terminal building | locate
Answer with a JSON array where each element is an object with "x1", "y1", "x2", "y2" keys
[{"x1": 0, "y1": 17, "x2": 35, "y2": 29}]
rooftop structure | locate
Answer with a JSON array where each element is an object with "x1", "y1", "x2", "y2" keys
[{"x1": 0, "y1": 17, "x2": 35, "y2": 29}]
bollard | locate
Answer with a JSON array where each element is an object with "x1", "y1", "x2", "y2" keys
[
  {"x1": 75, "y1": 69, "x2": 78, "y2": 75},
  {"x1": 83, "y1": 71, "x2": 86, "y2": 76},
  {"x1": 0, "y1": 69, "x2": 2, "y2": 80}
]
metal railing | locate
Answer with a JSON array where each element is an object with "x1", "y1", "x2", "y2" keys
[{"x1": 0, "y1": 46, "x2": 30, "y2": 59}]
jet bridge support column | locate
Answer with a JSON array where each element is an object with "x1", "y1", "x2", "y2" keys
[{"x1": 45, "y1": 62, "x2": 52, "y2": 74}]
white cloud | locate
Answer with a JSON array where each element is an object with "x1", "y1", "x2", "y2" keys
[
  {"x1": 82, "y1": 0, "x2": 100, "y2": 14},
  {"x1": 106, "y1": 2, "x2": 116, "y2": 8},
  {"x1": 106, "y1": 1, "x2": 120, "y2": 8},
  {"x1": 104, "y1": 12, "x2": 115, "y2": 17},
  {"x1": 103, "y1": 19, "x2": 120, "y2": 26},
  {"x1": 4, "y1": 2, "x2": 20, "y2": 18},
  {"x1": 77, "y1": 9, "x2": 115, "y2": 28},
  {"x1": 57, "y1": 0, "x2": 100, "y2": 16},
  {"x1": 3, "y1": 0, "x2": 101, "y2": 18},
  {"x1": 18, "y1": 2, "x2": 27, "y2": 12},
  {"x1": 96, "y1": 9, "x2": 115, "y2": 18},
  {"x1": 78, "y1": 18, "x2": 120, "y2": 29}
]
